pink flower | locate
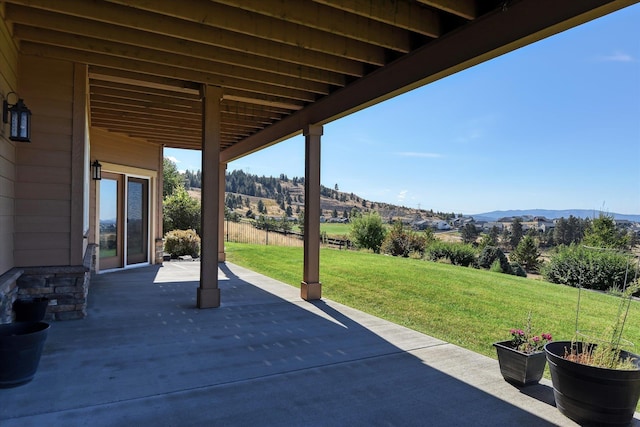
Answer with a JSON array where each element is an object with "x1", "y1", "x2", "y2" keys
[{"x1": 532, "y1": 336, "x2": 540, "y2": 342}]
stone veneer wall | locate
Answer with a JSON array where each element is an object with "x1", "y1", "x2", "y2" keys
[
  {"x1": 1, "y1": 245, "x2": 97, "y2": 322},
  {"x1": 0, "y1": 269, "x2": 22, "y2": 324}
]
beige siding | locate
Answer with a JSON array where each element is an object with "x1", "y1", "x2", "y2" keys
[
  {"x1": 14, "y1": 56, "x2": 74, "y2": 267},
  {"x1": 91, "y1": 128, "x2": 160, "y2": 171},
  {"x1": 0, "y1": 14, "x2": 18, "y2": 275}
]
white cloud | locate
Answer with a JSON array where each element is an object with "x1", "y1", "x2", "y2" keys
[
  {"x1": 396, "y1": 152, "x2": 442, "y2": 158},
  {"x1": 397, "y1": 190, "x2": 408, "y2": 202},
  {"x1": 597, "y1": 50, "x2": 635, "y2": 62},
  {"x1": 166, "y1": 156, "x2": 180, "y2": 163}
]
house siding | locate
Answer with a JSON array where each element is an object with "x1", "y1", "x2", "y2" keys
[
  {"x1": 14, "y1": 56, "x2": 74, "y2": 267},
  {"x1": 0, "y1": 14, "x2": 18, "y2": 276}
]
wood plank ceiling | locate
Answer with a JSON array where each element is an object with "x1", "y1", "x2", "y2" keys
[{"x1": 1, "y1": 0, "x2": 636, "y2": 161}]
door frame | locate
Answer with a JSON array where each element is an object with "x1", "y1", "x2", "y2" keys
[{"x1": 95, "y1": 162, "x2": 158, "y2": 273}]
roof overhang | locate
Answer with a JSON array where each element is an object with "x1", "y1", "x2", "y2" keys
[{"x1": 2, "y1": 0, "x2": 636, "y2": 162}]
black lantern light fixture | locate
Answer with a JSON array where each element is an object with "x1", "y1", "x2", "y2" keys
[
  {"x1": 2, "y1": 92, "x2": 32, "y2": 142},
  {"x1": 92, "y1": 160, "x2": 102, "y2": 180}
]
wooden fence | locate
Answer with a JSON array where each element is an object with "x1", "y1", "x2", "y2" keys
[{"x1": 224, "y1": 220, "x2": 352, "y2": 249}]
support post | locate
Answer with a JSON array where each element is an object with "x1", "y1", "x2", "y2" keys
[
  {"x1": 198, "y1": 85, "x2": 223, "y2": 308},
  {"x1": 218, "y1": 162, "x2": 227, "y2": 262},
  {"x1": 301, "y1": 124, "x2": 323, "y2": 300}
]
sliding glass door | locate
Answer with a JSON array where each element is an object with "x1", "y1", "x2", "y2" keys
[{"x1": 99, "y1": 173, "x2": 149, "y2": 270}]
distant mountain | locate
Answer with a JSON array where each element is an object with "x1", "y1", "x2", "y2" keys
[{"x1": 472, "y1": 209, "x2": 640, "y2": 222}]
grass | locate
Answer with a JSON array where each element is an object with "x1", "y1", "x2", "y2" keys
[
  {"x1": 320, "y1": 222, "x2": 351, "y2": 238},
  {"x1": 225, "y1": 243, "x2": 640, "y2": 362}
]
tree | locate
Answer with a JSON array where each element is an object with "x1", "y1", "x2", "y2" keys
[
  {"x1": 461, "y1": 223, "x2": 479, "y2": 244},
  {"x1": 257, "y1": 199, "x2": 266, "y2": 214},
  {"x1": 297, "y1": 211, "x2": 305, "y2": 236},
  {"x1": 163, "y1": 186, "x2": 201, "y2": 235},
  {"x1": 350, "y1": 212, "x2": 387, "y2": 253},
  {"x1": 509, "y1": 217, "x2": 524, "y2": 249},
  {"x1": 582, "y1": 213, "x2": 630, "y2": 250},
  {"x1": 279, "y1": 215, "x2": 292, "y2": 234},
  {"x1": 332, "y1": 208, "x2": 338, "y2": 218},
  {"x1": 163, "y1": 157, "x2": 184, "y2": 198},
  {"x1": 510, "y1": 235, "x2": 541, "y2": 272}
]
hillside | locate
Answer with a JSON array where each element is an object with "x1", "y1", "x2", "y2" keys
[
  {"x1": 186, "y1": 171, "x2": 639, "y2": 223},
  {"x1": 188, "y1": 170, "x2": 455, "y2": 222},
  {"x1": 474, "y1": 209, "x2": 640, "y2": 222}
]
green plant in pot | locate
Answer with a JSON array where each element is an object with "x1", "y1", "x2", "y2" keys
[
  {"x1": 544, "y1": 250, "x2": 640, "y2": 427},
  {"x1": 493, "y1": 312, "x2": 552, "y2": 386}
]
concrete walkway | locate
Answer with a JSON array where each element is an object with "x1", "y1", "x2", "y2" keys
[{"x1": 1, "y1": 262, "x2": 638, "y2": 426}]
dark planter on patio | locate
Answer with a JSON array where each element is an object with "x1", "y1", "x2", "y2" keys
[
  {"x1": 0, "y1": 321, "x2": 50, "y2": 388},
  {"x1": 545, "y1": 341, "x2": 640, "y2": 427},
  {"x1": 13, "y1": 297, "x2": 49, "y2": 322},
  {"x1": 493, "y1": 340, "x2": 547, "y2": 386}
]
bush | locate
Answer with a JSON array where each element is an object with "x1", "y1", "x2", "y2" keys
[
  {"x1": 382, "y1": 221, "x2": 427, "y2": 257},
  {"x1": 510, "y1": 262, "x2": 527, "y2": 277},
  {"x1": 477, "y1": 246, "x2": 511, "y2": 273},
  {"x1": 350, "y1": 212, "x2": 387, "y2": 253},
  {"x1": 426, "y1": 241, "x2": 477, "y2": 267},
  {"x1": 541, "y1": 244, "x2": 638, "y2": 292},
  {"x1": 164, "y1": 229, "x2": 201, "y2": 258}
]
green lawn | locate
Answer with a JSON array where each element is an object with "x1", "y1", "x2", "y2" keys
[
  {"x1": 320, "y1": 222, "x2": 351, "y2": 238},
  {"x1": 225, "y1": 243, "x2": 640, "y2": 362}
]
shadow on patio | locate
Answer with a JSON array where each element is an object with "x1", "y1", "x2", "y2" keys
[{"x1": 1, "y1": 261, "x2": 629, "y2": 426}]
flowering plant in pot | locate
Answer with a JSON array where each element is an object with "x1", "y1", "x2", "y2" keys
[
  {"x1": 493, "y1": 313, "x2": 552, "y2": 386},
  {"x1": 544, "y1": 251, "x2": 640, "y2": 427}
]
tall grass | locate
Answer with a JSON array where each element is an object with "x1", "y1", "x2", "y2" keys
[{"x1": 225, "y1": 243, "x2": 640, "y2": 361}]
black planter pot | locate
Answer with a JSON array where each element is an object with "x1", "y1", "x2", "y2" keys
[
  {"x1": 0, "y1": 322, "x2": 50, "y2": 388},
  {"x1": 493, "y1": 340, "x2": 547, "y2": 386},
  {"x1": 13, "y1": 297, "x2": 49, "y2": 322},
  {"x1": 545, "y1": 341, "x2": 640, "y2": 427}
]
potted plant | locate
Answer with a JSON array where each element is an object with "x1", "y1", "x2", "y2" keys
[
  {"x1": 0, "y1": 321, "x2": 50, "y2": 388},
  {"x1": 493, "y1": 313, "x2": 552, "y2": 386},
  {"x1": 544, "y1": 257, "x2": 640, "y2": 427}
]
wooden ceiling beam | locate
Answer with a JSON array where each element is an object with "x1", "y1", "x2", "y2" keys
[
  {"x1": 19, "y1": 42, "x2": 318, "y2": 103},
  {"x1": 13, "y1": 26, "x2": 332, "y2": 95},
  {"x1": 212, "y1": 0, "x2": 413, "y2": 51},
  {"x1": 414, "y1": 0, "x2": 477, "y2": 20},
  {"x1": 3, "y1": 0, "x2": 366, "y2": 74},
  {"x1": 89, "y1": 67, "x2": 201, "y2": 95},
  {"x1": 89, "y1": 80, "x2": 200, "y2": 102},
  {"x1": 91, "y1": 107, "x2": 201, "y2": 126},
  {"x1": 105, "y1": 0, "x2": 389, "y2": 62},
  {"x1": 6, "y1": 5, "x2": 347, "y2": 87},
  {"x1": 90, "y1": 86, "x2": 202, "y2": 110},
  {"x1": 312, "y1": 0, "x2": 441, "y2": 37}
]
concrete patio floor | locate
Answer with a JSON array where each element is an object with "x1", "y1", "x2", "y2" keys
[{"x1": 1, "y1": 261, "x2": 638, "y2": 426}]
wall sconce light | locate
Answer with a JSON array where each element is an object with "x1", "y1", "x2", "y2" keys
[
  {"x1": 2, "y1": 92, "x2": 32, "y2": 142},
  {"x1": 92, "y1": 160, "x2": 102, "y2": 180}
]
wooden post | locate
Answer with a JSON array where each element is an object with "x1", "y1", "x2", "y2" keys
[
  {"x1": 301, "y1": 124, "x2": 323, "y2": 300},
  {"x1": 198, "y1": 85, "x2": 223, "y2": 308}
]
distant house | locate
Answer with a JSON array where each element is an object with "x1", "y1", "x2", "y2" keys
[
  {"x1": 433, "y1": 220, "x2": 451, "y2": 231},
  {"x1": 412, "y1": 219, "x2": 430, "y2": 230}
]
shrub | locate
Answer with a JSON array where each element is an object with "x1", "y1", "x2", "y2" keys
[
  {"x1": 382, "y1": 221, "x2": 427, "y2": 257},
  {"x1": 164, "y1": 229, "x2": 201, "y2": 258},
  {"x1": 426, "y1": 241, "x2": 476, "y2": 266},
  {"x1": 490, "y1": 259, "x2": 503, "y2": 273},
  {"x1": 541, "y1": 244, "x2": 638, "y2": 292},
  {"x1": 510, "y1": 262, "x2": 527, "y2": 277},
  {"x1": 350, "y1": 212, "x2": 387, "y2": 253},
  {"x1": 477, "y1": 246, "x2": 511, "y2": 273}
]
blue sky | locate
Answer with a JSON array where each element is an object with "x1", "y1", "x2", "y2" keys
[{"x1": 165, "y1": 4, "x2": 640, "y2": 216}]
